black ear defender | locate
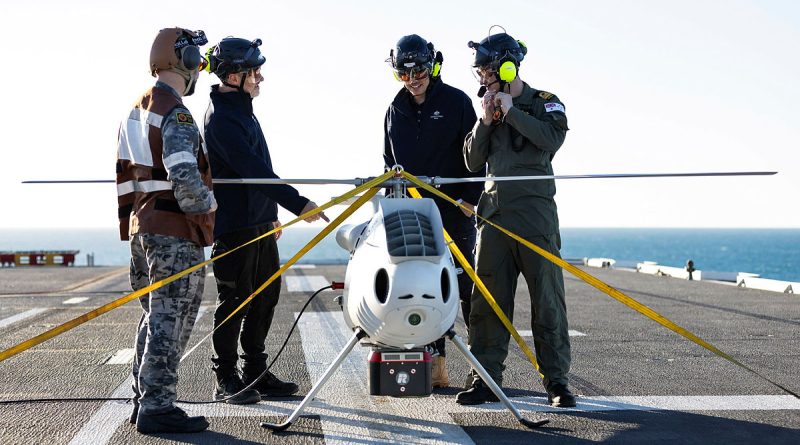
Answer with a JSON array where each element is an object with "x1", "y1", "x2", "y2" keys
[
  {"x1": 181, "y1": 46, "x2": 202, "y2": 70},
  {"x1": 175, "y1": 29, "x2": 208, "y2": 70}
]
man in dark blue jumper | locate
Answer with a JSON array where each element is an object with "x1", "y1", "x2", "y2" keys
[
  {"x1": 204, "y1": 37, "x2": 327, "y2": 404},
  {"x1": 383, "y1": 34, "x2": 485, "y2": 387}
]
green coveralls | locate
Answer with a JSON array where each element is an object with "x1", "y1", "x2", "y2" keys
[{"x1": 463, "y1": 82, "x2": 570, "y2": 390}]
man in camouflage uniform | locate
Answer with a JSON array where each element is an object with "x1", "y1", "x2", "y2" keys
[
  {"x1": 117, "y1": 27, "x2": 216, "y2": 434},
  {"x1": 457, "y1": 30, "x2": 576, "y2": 408}
]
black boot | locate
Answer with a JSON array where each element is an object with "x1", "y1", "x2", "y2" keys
[
  {"x1": 214, "y1": 371, "x2": 261, "y2": 405},
  {"x1": 136, "y1": 407, "x2": 209, "y2": 434},
  {"x1": 243, "y1": 369, "x2": 299, "y2": 398},
  {"x1": 455, "y1": 377, "x2": 499, "y2": 405},
  {"x1": 547, "y1": 383, "x2": 576, "y2": 407}
]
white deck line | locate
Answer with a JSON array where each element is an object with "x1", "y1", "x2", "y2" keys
[
  {"x1": 0, "y1": 308, "x2": 47, "y2": 329},
  {"x1": 296, "y1": 310, "x2": 476, "y2": 444},
  {"x1": 105, "y1": 348, "x2": 135, "y2": 365},
  {"x1": 69, "y1": 310, "x2": 800, "y2": 444},
  {"x1": 517, "y1": 329, "x2": 586, "y2": 337},
  {"x1": 285, "y1": 275, "x2": 330, "y2": 292},
  {"x1": 68, "y1": 375, "x2": 134, "y2": 445},
  {"x1": 63, "y1": 297, "x2": 89, "y2": 305}
]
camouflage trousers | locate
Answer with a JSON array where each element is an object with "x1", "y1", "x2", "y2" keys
[
  {"x1": 129, "y1": 233, "x2": 205, "y2": 415},
  {"x1": 468, "y1": 225, "x2": 570, "y2": 390}
]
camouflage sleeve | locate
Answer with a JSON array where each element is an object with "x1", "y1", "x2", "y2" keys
[{"x1": 161, "y1": 107, "x2": 216, "y2": 214}]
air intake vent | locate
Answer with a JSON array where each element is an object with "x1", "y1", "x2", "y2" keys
[{"x1": 384, "y1": 210, "x2": 438, "y2": 256}]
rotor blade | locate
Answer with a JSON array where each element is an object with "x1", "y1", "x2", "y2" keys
[
  {"x1": 212, "y1": 178, "x2": 372, "y2": 185},
  {"x1": 23, "y1": 180, "x2": 115, "y2": 184},
  {"x1": 22, "y1": 178, "x2": 373, "y2": 185},
  {"x1": 22, "y1": 171, "x2": 777, "y2": 186},
  {"x1": 432, "y1": 171, "x2": 777, "y2": 184}
]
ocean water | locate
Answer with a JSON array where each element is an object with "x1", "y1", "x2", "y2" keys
[{"x1": 0, "y1": 227, "x2": 797, "y2": 282}]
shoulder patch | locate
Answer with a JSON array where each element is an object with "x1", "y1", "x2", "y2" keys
[
  {"x1": 544, "y1": 102, "x2": 565, "y2": 113},
  {"x1": 175, "y1": 112, "x2": 194, "y2": 125},
  {"x1": 538, "y1": 91, "x2": 554, "y2": 100}
]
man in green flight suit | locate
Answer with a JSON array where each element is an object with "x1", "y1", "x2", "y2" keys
[{"x1": 457, "y1": 29, "x2": 576, "y2": 408}]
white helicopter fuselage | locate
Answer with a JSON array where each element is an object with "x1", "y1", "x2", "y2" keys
[{"x1": 337, "y1": 197, "x2": 459, "y2": 349}]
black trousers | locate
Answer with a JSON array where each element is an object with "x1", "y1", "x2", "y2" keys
[
  {"x1": 211, "y1": 224, "x2": 281, "y2": 375},
  {"x1": 431, "y1": 214, "x2": 477, "y2": 356}
]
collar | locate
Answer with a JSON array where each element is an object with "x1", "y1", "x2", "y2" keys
[
  {"x1": 512, "y1": 81, "x2": 535, "y2": 107},
  {"x1": 155, "y1": 81, "x2": 182, "y2": 100},
  {"x1": 210, "y1": 84, "x2": 254, "y2": 114}
]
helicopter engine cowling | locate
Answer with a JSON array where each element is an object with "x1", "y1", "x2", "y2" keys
[{"x1": 338, "y1": 198, "x2": 459, "y2": 349}]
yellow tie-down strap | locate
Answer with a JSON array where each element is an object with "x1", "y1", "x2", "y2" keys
[
  {"x1": 0, "y1": 170, "x2": 394, "y2": 364},
  {"x1": 181, "y1": 185, "x2": 381, "y2": 360},
  {"x1": 404, "y1": 172, "x2": 799, "y2": 398},
  {"x1": 407, "y1": 187, "x2": 542, "y2": 376}
]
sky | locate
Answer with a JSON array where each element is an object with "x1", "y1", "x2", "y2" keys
[{"x1": 0, "y1": 0, "x2": 797, "y2": 229}]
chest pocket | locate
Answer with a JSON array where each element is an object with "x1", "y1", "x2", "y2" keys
[{"x1": 509, "y1": 102, "x2": 535, "y2": 152}]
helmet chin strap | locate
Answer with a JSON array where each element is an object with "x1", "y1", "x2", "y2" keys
[
  {"x1": 170, "y1": 66, "x2": 198, "y2": 96},
  {"x1": 222, "y1": 71, "x2": 249, "y2": 93}
]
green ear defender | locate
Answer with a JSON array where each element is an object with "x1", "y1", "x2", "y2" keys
[{"x1": 498, "y1": 60, "x2": 517, "y2": 82}]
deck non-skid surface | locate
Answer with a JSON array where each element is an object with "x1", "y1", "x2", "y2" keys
[{"x1": 0, "y1": 265, "x2": 798, "y2": 444}]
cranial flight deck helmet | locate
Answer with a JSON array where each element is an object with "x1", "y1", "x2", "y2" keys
[
  {"x1": 468, "y1": 26, "x2": 527, "y2": 94},
  {"x1": 150, "y1": 27, "x2": 208, "y2": 96},
  {"x1": 206, "y1": 37, "x2": 266, "y2": 91},
  {"x1": 388, "y1": 34, "x2": 443, "y2": 82}
]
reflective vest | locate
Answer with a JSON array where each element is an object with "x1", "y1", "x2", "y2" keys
[{"x1": 116, "y1": 86, "x2": 214, "y2": 246}]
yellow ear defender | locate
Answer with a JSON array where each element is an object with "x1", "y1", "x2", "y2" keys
[
  {"x1": 431, "y1": 60, "x2": 441, "y2": 78},
  {"x1": 203, "y1": 45, "x2": 216, "y2": 73},
  {"x1": 430, "y1": 49, "x2": 443, "y2": 78},
  {"x1": 498, "y1": 60, "x2": 517, "y2": 82}
]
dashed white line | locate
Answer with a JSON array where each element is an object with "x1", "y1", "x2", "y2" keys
[
  {"x1": 105, "y1": 348, "x2": 135, "y2": 365},
  {"x1": 285, "y1": 275, "x2": 330, "y2": 292},
  {"x1": 517, "y1": 329, "x2": 586, "y2": 337},
  {"x1": 288, "y1": 264, "x2": 317, "y2": 269},
  {"x1": 442, "y1": 395, "x2": 800, "y2": 413},
  {"x1": 63, "y1": 297, "x2": 89, "y2": 305},
  {"x1": 0, "y1": 308, "x2": 48, "y2": 329}
]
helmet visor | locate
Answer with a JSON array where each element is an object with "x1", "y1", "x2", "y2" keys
[{"x1": 395, "y1": 66, "x2": 429, "y2": 82}]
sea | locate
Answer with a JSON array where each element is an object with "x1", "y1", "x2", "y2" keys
[{"x1": 0, "y1": 228, "x2": 797, "y2": 283}]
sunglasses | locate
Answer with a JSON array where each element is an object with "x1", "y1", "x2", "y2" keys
[{"x1": 396, "y1": 67, "x2": 429, "y2": 82}]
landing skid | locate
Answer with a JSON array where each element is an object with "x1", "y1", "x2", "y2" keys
[{"x1": 260, "y1": 328, "x2": 549, "y2": 432}]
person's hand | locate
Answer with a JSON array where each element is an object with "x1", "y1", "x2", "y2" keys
[
  {"x1": 206, "y1": 194, "x2": 218, "y2": 214},
  {"x1": 481, "y1": 91, "x2": 497, "y2": 125},
  {"x1": 272, "y1": 220, "x2": 282, "y2": 240},
  {"x1": 494, "y1": 92, "x2": 513, "y2": 116},
  {"x1": 301, "y1": 201, "x2": 330, "y2": 223},
  {"x1": 459, "y1": 200, "x2": 475, "y2": 217}
]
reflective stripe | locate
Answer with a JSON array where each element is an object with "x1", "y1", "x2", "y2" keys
[
  {"x1": 117, "y1": 108, "x2": 164, "y2": 166},
  {"x1": 116, "y1": 180, "x2": 173, "y2": 196},
  {"x1": 163, "y1": 151, "x2": 197, "y2": 169}
]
